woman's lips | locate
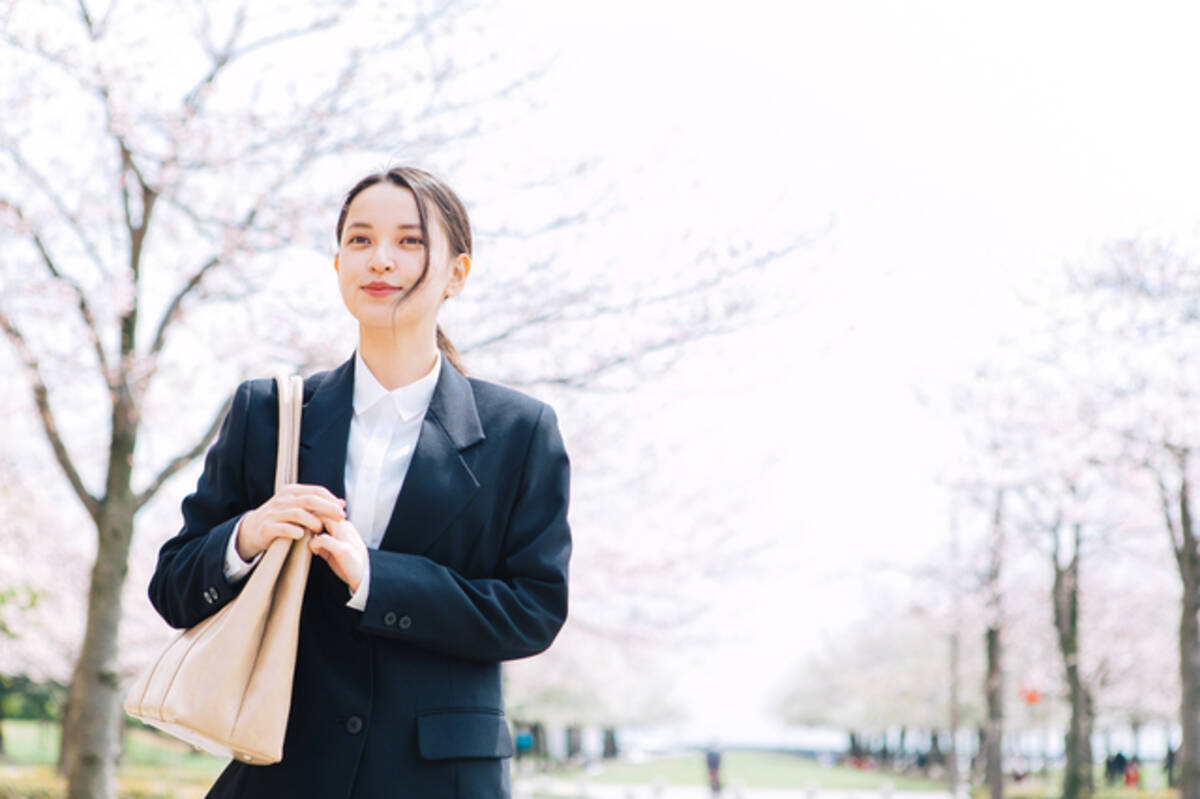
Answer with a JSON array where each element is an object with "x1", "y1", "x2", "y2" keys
[{"x1": 362, "y1": 283, "x2": 401, "y2": 297}]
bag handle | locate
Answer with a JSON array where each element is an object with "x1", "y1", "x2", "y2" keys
[{"x1": 273, "y1": 374, "x2": 303, "y2": 491}]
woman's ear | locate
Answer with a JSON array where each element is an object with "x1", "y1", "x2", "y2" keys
[{"x1": 443, "y1": 253, "x2": 471, "y2": 298}]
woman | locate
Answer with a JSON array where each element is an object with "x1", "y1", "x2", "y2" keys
[{"x1": 148, "y1": 167, "x2": 572, "y2": 798}]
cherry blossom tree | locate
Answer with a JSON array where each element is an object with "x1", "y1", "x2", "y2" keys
[{"x1": 0, "y1": 2, "x2": 800, "y2": 796}]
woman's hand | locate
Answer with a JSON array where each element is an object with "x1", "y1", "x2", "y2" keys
[
  {"x1": 309, "y1": 518, "x2": 368, "y2": 594},
  {"x1": 237, "y1": 484, "x2": 346, "y2": 561}
]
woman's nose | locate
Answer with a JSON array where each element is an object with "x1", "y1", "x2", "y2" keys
[{"x1": 367, "y1": 246, "x2": 396, "y2": 271}]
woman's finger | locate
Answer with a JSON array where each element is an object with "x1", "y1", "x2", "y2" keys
[
  {"x1": 309, "y1": 533, "x2": 365, "y2": 592},
  {"x1": 268, "y1": 490, "x2": 345, "y2": 523},
  {"x1": 273, "y1": 521, "x2": 307, "y2": 539},
  {"x1": 256, "y1": 521, "x2": 304, "y2": 550},
  {"x1": 307, "y1": 499, "x2": 347, "y2": 521},
  {"x1": 283, "y1": 483, "x2": 346, "y2": 509},
  {"x1": 294, "y1": 492, "x2": 346, "y2": 521},
  {"x1": 282, "y1": 507, "x2": 324, "y2": 532},
  {"x1": 323, "y1": 519, "x2": 360, "y2": 543}
]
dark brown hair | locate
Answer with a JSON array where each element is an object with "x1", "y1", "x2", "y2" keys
[{"x1": 335, "y1": 166, "x2": 470, "y2": 374}]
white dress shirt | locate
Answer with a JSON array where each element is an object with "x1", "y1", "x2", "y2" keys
[{"x1": 224, "y1": 351, "x2": 442, "y2": 610}]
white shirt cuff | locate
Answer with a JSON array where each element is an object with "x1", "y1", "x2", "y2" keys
[
  {"x1": 223, "y1": 515, "x2": 263, "y2": 582},
  {"x1": 346, "y1": 557, "x2": 370, "y2": 611}
]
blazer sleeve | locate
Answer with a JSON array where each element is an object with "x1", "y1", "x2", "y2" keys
[
  {"x1": 147, "y1": 380, "x2": 259, "y2": 629},
  {"x1": 356, "y1": 403, "x2": 571, "y2": 662}
]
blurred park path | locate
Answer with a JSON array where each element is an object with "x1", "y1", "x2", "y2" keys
[{"x1": 515, "y1": 779, "x2": 954, "y2": 799}]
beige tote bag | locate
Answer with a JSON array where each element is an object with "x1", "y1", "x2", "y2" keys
[{"x1": 124, "y1": 374, "x2": 311, "y2": 764}]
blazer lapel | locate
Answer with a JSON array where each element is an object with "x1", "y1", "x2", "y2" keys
[
  {"x1": 298, "y1": 355, "x2": 355, "y2": 499},
  {"x1": 378, "y1": 354, "x2": 486, "y2": 555}
]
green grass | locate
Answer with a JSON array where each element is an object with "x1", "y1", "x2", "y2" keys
[
  {"x1": 0, "y1": 721, "x2": 59, "y2": 766},
  {"x1": 981, "y1": 787, "x2": 1175, "y2": 799},
  {"x1": 0, "y1": 720, "x2": 225, "y2": 798},
  {"x1": 977, "y1": 778, "x2": 1175, "y2": 799},
  {"x1": 549, "y1": 750, "x2": 948, "y2": 790},
  {"x1": 970, "y1": 762, "x2": 1175, "y2": 799},
  {"x1": 2, "y1": 720, "x2": 1180, "y2": 799}
]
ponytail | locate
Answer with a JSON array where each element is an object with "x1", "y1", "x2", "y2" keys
[{"x1": 437, "y1": 325, "x2": 465, "y2": 375}]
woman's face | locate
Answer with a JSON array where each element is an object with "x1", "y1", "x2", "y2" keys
[{"x1": 335, "y1": 182, "x2": 469, "y2": 335}]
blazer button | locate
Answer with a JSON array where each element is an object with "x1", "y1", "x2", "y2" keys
[
  {"x1": 398, "y1": 615, "x2": 412, "y2": 630},
  {"x1": 383, "y1": 611, "x2": 397, "y2": 626},
  {"x1": 346, "y1": 716, "x2": 363, "y2": 735}
]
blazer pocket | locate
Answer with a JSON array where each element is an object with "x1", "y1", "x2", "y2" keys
[{"x1": 416, "y1": 709, "x2": 515, "y2": 760}]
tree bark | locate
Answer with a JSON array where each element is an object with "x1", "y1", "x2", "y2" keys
[
  {"x1": 984, "y1": 489, "x2": 1005, "y2": 799},
  {"x1": 531, "y1": 722, "x2": 546, "y2": 759},
  {"x1": 566, "y1": 726, "x2": 582, "y2": 758},
  {"x1": 948, "y1": 510, "x2": 963, "y2": 797},
  {"x1": 1180, "y1": 526, "x2": 1200, "y2": 799},
  {"x1": 985, "y1": 627, "x2": 1004, "y2": 799},
  {"x1": 602, "y1": 728, "x2": 618, "y2": 759},
  {"x1": 1170, "y1": 449, "x2": 1200, "y2": 799},
  {"x1": 61, "y1": 388, "x2": 138, "y2": 799},
  {"x1": 1053, "y1": 520, "x2": 1093, "y2": 799},
  {"x1": 948, "y1": 630, "x2": 960, "y2": 792}
]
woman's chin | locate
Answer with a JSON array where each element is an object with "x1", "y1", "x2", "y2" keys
[{"x1": 353, "y1": 312, "x2": 428, "y2": 336}]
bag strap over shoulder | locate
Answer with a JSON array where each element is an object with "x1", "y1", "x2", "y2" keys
[{"x1": 273, "y1": 374, "x2": 303, "y2": 492}]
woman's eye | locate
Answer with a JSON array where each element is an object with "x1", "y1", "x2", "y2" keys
[
  {"x1": 347, "y1": 235, "x2": 369, "y2": 245},
  {"x1": 400, "y1": 236, "x2": 424, "y2": 248}
]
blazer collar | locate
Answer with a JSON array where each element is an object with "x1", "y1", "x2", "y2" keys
[
  {"x1": 299, "y1": 351, "x2": 486, "y2": 555},
  {"x1": 426, "y1": 353, "x2": 485, "y2": 450}
]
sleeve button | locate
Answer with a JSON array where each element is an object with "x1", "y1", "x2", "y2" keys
[
  {"x1": 383, "y1": 611, "x2": 397, "y2": 626},
  {"x1": 346, "y1": 716, "x2": 363, "y2": 735},
  {"x1": 398, "y1": 615, "x2": 412, "y2": 630}
]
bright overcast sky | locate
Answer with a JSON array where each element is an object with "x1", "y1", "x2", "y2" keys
[{"x1": 487, "y1": 1, "x2": 1200, "y2": 743}]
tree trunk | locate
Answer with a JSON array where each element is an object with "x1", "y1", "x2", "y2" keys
[
  {"x1": 949, "y1": 628, "x2": 961, "y2": 792},
  {"x1": 984, "y1": 489, "x2": 1005, "y2": 799},
  {"x1": 602, "y1": 728, "x2": 618, "y2": 759},
  {"x1": 62, "y1": 394, "x2": 138, "y2": 799},
  {"x1": 1053, "y1": 521, "x2": 1093, "y2": 799},
  {"x1": 1175, "y1": 451, "x2": 1200, "y2": 799},
  {"x1": 61, "y1": 499, "x2": 135, "y2": 799},
  {"x1": 930, "y1": 730, "x2": 944, "y2": 766},
  {"x1": 985, "y1": 627, "x2": 1004, "y2": 799},
  {"x1": 1181, "y1": 537, "x2": 1200, "y2": 799},
  {"x1": 531, "y1": 722, "x2": 545, "y2": 758},
  {"x1": 849, "y1": 731, "x2": 863, "y2": 759},
  {"x1": 1061, "y1": 664, "x2": 1094, "y2": 799},
  {"x1": 565, "y1": 726, "x2": 582, "y2": 758},
  {"x1": 948, "y1": 510, "x2": 962, "y2": 796}
]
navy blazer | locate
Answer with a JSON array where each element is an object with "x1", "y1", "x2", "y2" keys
[{"x1": 147, "y1": 353, "x2": 571, "y2": 798}]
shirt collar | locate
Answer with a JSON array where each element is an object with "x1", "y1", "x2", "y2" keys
[{"x1": 353, "y1": 350, "x2": 442, "y2": 422}]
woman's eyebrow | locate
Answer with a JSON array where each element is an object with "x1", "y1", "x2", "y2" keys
[{"x1": 345, "y1": 221, "x2": 422, "y2": 230}]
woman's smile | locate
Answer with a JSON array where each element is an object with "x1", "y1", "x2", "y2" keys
[{"x1": 361, "y1": 281, "x2": 402, "y2": 298}]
